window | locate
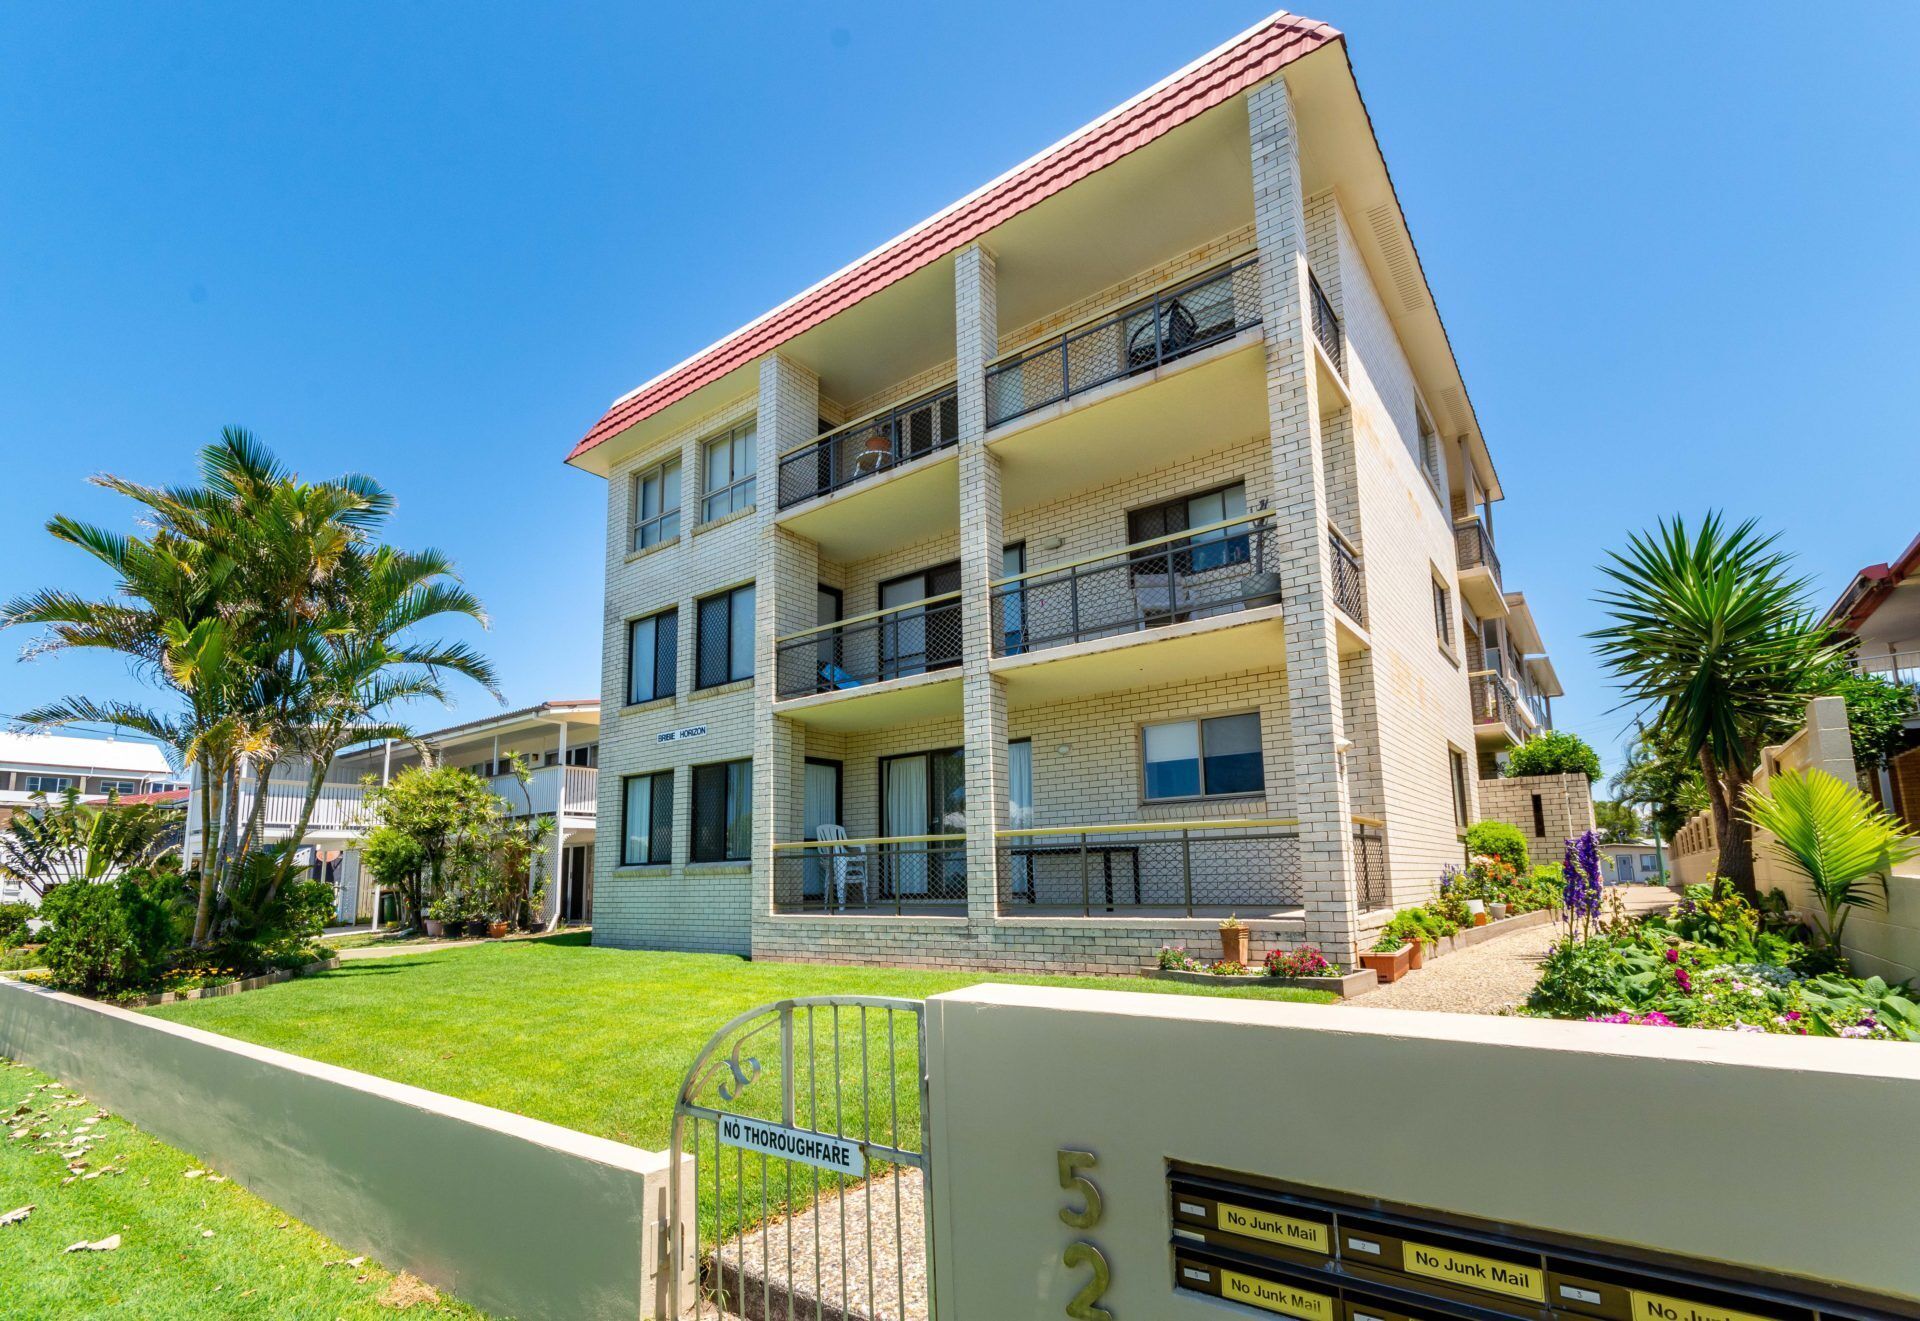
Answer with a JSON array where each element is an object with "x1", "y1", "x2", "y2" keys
[
  {"x1": 1416, "y1": 406, "x2": 1443, "y2": 492},
  {"x1": 1142, "y1": 713, "x2": 1263, "y2": 801},
  {"x1": 1530, "y1": 793, "x2": 1546, "y2": 838},
  {"x1": 631, "y1": 456, "x2": 682, "y2": 551},
  {"x1": 700, "y1": 422, "x2": 757, "y2": 522},
  {"x1": 620, "y1": 772, "x2": 673, "y2": 867},
  {"x1": 1128, "y1": 482, "x2": 1250, "y2": 571},
  {"x1": 696, "y1": 584, "x2": 756, "y2": 688},
  {"x1": 691, "y1": 760, "x2": 752, "y2": 862},
  {"x1": 23, "y1": 775, "x2": 73, "y2": 794},
  {"x1": 1449, "y1": 749, "x2": 1470, "y2": 831},
  {"x1": 97, "y1": 779, "x2": 139, "y2": 796},
  {"x1": 1007, "y1": 738, "x2": 1033, "y2": 828},
  {"x1": 1432, "y1": 577, "x2": 1455, "y2": 650},
  {"x1": 626, "y1": 609, "x2": 679, "y2": 705}
]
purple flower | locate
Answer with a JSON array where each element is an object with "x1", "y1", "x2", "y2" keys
[
  {"x1": 1665, "y1": 947, "x2": 1679, "y2": 964},
  {"x1": 1561, "y1": 830, "x2": 1602, "y2": 928},
  {"x1": 1674, "y1": 967, "x2": 1693, "y2": 994}
]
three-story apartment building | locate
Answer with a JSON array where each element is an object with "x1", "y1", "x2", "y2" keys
[{"x1": 568, "y1": 13, "x2": 1560, "y2": 970}]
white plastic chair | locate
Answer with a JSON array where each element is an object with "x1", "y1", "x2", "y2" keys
[{"x1": 816, "y1": 824, "x2": 868, "y2": 909}]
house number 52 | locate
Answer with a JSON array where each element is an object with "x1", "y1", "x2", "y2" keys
[{"x1": 1057, "y1": 1149, "x2": 1112, "y2": 1320}]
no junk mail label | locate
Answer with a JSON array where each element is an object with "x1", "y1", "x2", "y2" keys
[{"x1": 717, "y1": 1115, "x2": 865, "y2": 1176}]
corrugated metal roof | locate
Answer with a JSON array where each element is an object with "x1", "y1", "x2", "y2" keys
[
  {"x1": 566, "y1": 11, "x2": 1338, "y2": 464},
  {"x1": 0, "y1": 732, "x2": 173, "y2": 775}
]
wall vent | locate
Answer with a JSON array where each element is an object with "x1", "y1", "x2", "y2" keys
[{"x1": 1364, "y1": 202, "x2": 1428, "y2": 314}]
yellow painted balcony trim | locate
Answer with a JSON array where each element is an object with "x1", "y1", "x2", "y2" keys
[
  {"x1": 990, "y1": 512, "x2": 1272, "y2": 588},
  {"x1": 995, "y1": 817, "x2": 1298, "y2": 839},
  {"x1": 772, "y1": 833, "x2": 965, "y2": 850},
  {"x1": 775, "y1": 591, "x2": 962, "y2": 644}
]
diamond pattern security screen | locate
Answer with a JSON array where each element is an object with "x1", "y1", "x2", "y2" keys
[
  {"x1": 622, "y1": 772, "x2": 673, "y2": 866},
  {"x1": 692, "y1": 760, "x2": 752, "y2": 862},
  {"x1": 697, "y1": 585, "x2": 755, "y2": 688}
]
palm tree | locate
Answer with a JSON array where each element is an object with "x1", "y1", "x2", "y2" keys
[
  {"x1": 265, "y1": 544, "x2": 499, "y2": 906},
  {"x1": 1745, "y1": 768, "x2": 1920, "y2": 949},
  {"x1": 1589, "y1": 515, "x2": 1840, "y2": 897}
]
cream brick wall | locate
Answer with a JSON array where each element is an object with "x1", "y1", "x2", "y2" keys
[{"x1": 1476, "y1": 773, "x2": 1597, "y2": 867}]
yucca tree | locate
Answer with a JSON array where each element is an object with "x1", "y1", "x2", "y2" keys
[
  {"x1": 0, "y1": 787, "x2": 182, "y2": 896},
  {"x1": 1589, "y1": 515, "x2": 1841, "y2": 897},
  {"x1": 1745, "y1": 768, "x2": 1920, "y2": 949}
]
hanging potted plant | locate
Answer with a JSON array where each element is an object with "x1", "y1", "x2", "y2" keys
[{"x1": 1218, "y1": 914, "x2": 1249, "y2": 966}]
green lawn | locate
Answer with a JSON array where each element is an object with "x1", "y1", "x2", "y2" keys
[
  {"x1": 0, "y1": 1059, "x2": 484, "y2": 1320},
  {"x1": 150, "y1": 934, "x2": 1330, "y2": 1151}
]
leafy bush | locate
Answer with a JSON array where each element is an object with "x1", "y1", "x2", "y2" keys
[
  {"x1": 203, "y1": 852, "x2": 332, "y2": 970},
  {"x1": 1464, "y1": 821, "x2": 1530, "y2": 873},
  {"x1": 1503, "y1": 730, "x2": 1603, "y2": 782},
  {"x1": 39, "y1": 872, "x2": 185, "y2": 997},
  {"x1": 0, "y1": 900, "x2": 34, "y2": 948},
  {"x1": 1265, "y1": 945, "x2": 1339, "y2": 978},
  {"x1": 0, "y1": 944, "x2": 46, "y2": 972}
]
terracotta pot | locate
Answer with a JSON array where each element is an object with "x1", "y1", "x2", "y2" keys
[
  {"x1": 423, "y1": 919, "x2": 445, "y2": 938},
  {"x1": 1406, "y1": 938, "x2": 1427, "y2": 971},
  {"x1": 1472, "y1": 912, "x2": 1490, "y2": 927},
  {"x1": 1359, "y1": 946, "x2": 1412, "y2": 984},
  {"x1": 1219, "y1": 925, "x2": 1249, "y2": 965},
  {"x1": 487, "y1": 920, "x2": 510, "y2": 939}
]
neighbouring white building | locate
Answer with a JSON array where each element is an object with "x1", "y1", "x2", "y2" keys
[
  {"x1": 562, "y1": 13, "x2": 1568, "y2": 972},
  {"x1": 180, "y1": 700, "x2": 600, "y2": 925},
  {"x1": 0, "y1": 731, "x2": 185, "y2": 903}
]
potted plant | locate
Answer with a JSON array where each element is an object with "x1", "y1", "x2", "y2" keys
[
  {"x1": 1218, "y1": 914, "x2": 1248, "y2": 966},
  {"x1": 1359, "y1": 928, "x2": 1413, "y2": 984},
  {"x1": 1489, "y1": 900, "x2": 1510, "y2": 921},
  {"x1": 422, "y1": 892, "x2": 460, "y2": 938}
]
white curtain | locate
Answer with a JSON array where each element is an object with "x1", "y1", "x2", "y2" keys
[
  {"x1": 1007, "y1": 741, "x2": 1033, "y2": 829},
  {"x1": 885, "y1": 756, "x2": 929, "y2": 896},
  {"x1": 804, "y1": 763, "x2": 839, "y2": 898}
]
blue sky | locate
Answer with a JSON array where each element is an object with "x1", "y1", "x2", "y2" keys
[{"x1": 3, "y1": 3, "x2": 1917, "y2": 782}]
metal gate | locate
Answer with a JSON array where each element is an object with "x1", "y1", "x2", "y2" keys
[{"x1": 670, "y1": 996, "x2": 934, "y2": 1320}]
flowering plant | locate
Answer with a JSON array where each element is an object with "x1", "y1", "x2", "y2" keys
[
  {"x1": 1561, "y1": 830, "x2": 1603, "y2": 939},
  {"x1": 1264, "y1": 945, "x2": 1338, "y2": 978}
]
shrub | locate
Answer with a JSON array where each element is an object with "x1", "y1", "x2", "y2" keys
[
  {"x1": 1464, "y1": 820, "x2": 1530, "y2": 873},
  {"x1": 1503, "y1": 731, "x2": 1603, "y2": 782},
  {"x1": 0, "y1": 900, "x2": 34, "y2": 948},
  {"x1": 1265, "y1": 945, "x2": 1338, "y2": 978},
  {"x1": 206, "y1": 852, "x2": 334, "y2": 969},
  {"x1": 38, "y1": 872, "x2": 182, "y2": 997}
]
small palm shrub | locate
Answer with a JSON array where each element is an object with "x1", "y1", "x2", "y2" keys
[{"x1": 1745, "y1": 768, "x2": 1920, "y2": 951}]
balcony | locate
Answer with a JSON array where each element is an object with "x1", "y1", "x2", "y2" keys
[
  {"x1": 1453, "y1": 517, "x2": 1506, "y2": 618},
  {"x1": 1308, "y1": 270, "x2": 1343, "y2": 376},
  {"x1": 1469, "y1": 670, "x2": 1529, "y2": 744},
  {"x1": 771, "y1": 835, "x2": 967, "y2": 916},
  {"x1": 1858, "y1": 650, "x2": 1920, "y2": 702},
  {"x1": 987, "y1": 513, "x2": 1286, "y2": 707},
  {"x1": 489, "y1": 764, "x2": 596, "y2": 822},
  {"x1": 985, "y1": 257, "x2": 1263, "y2": 428},
  {"x1": 774, "y1": 385, "x2": 961, "y2": 561},
  {"x1": 993, "y1": 819, "x2": 1302, "y2": 917},
  {"x1": 1328, "y1": 525, "x2": 1364, "y2": 627},
  {"x1": 774, "y1": 593, "x2": 964, "y2": 730}
]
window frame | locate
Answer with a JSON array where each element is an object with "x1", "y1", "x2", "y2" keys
[
  {"x1": 631, "y1": 455, "x2": 683, "y2": 552},
  {"x1": 619, "y1": 770, "x2": 674, "y2": 867},
  {"x1": 695, "y1": 583, "x2": 756, "y2": 689},
  {"x1": 691, "y1": 758, "x2": 754, "y2": 863},
  {"x1": 1449, "y1": 747, "x2": 1470, "y2": 832},
  {"x1": 97, "y1": 778, "x2": 140, "y2": 796},
  {"x1": 23, "y1": 774, "x2": 74, "y2": 795},
  {"x1": 1432, "y1": 573, "x2": 1456, "y2": 652},
  {"x1": 699, "y1": 422, "x2": 758, "y2": 524},
  {"x1": 1139, "y1": 711, "x2": 1265, "y2": 803},
  {"x1": 625, "y1": 607, "x2": 679, "y2": 706}
]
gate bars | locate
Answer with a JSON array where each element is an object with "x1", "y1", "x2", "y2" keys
[{"x1": 670, "y1": 996, "x2": 935, "y2": 1320}]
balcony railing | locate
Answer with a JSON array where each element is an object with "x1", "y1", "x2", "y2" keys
[
  {"x1": 771, "y1": 835, "x2": 967, "y2": 914},
  {"x1": 777, "y1": 384, "x2": 959, "y2": 509},
  {"x1": 775, "y1": 593, "x2": 964, "y2": 700},
  {"x1": 1352, "y1": 817, "x2": 1388, "y2": 912},
  {"x1": 984, "y1": 257, "x2": 1263, "y2": 427},
  {"x1": 1328, "y1": 526, "x2": 1364, "y2": 624},
  {"x1": 487, "y1": 764, "x2": 597, "y2": 818},
  {"x1": 990, "y1": 513, "x2": 1281, "y2": 657},
  {"x1": 1857, "y1": 650, "x2": 1920, "y2": 696},
  {"x1": 1469, "y1": 670, "x2": 1524, "y2": 736},
  {"x1": 1454, "y1": 517, "x2": 1502, "y2": 589},
  {"x1": 993, "y1": 819, "x2": 1301, "y2": 915},
  {"x1": 1309, "y1": 270, "x2": 1343, "y2": 375}
]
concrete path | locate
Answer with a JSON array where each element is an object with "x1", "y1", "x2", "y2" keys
[{"x1": 1344, "y1": 885, "x2": 1681, "y2": 1015}]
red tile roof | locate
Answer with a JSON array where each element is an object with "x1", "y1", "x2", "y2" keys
[{"x1": 567, "y1": 11, "x2": 1340, "y2": 465}]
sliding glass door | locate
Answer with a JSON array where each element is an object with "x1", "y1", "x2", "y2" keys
[{"x1": 880, "y1": 748, "x2": 965, "y2": 898}]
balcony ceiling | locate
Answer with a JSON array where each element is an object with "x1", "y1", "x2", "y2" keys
[{"x1": 776, "y1": 451, "x2": 960, "y2": 562}]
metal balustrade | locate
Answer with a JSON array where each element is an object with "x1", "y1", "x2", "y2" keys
[
  {"x1": 1469, "y1": 669, "x2": 1524, "y2": 736},
  {"x1": 1309, "y1": 270, "x2": 1343, "y2": 374},
  {"x1": 774, "y1": 593, "x2": 964, "y2": 700},
  {"x1": 984, "y1": 257, "x2": 1263, "y2": 427},
  {"x1": 1328, "y1": 528, "x2": 1364, "y2": 625},
  {"x1": 993, "y1": 820, "x2": 1302, "y2": 916},
  {"x1": 1454, "y1": 516, "x2": 1502, "y2": 589},
  {"x1": 771, "y1": 836, "x2": 967, "y2": 914},
  {"x1": 776, "y1": 384, "x2": 959, "y2": 509},
  {"x1": 989, "y1": 513, "x2": 1281, "y2": 657}
]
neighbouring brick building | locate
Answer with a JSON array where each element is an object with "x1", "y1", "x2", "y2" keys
[{"x1": 565, "y1": 12, "x2": 1565, "y2": 970}]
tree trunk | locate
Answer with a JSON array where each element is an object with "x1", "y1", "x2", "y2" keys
[
  {"x1": 1717, "y1": 758, "x2": 1758, "y2": 901},
  {"x1": 265, "y1": 754, "x2": 334, "y2": 912},
  {"x1": 191, "y1": 754, "x2": 222, "y2": 945}
]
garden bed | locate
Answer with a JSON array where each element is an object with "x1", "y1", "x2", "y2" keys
[
  {"x1": 114, "y1": 956, "x2": 341, "y2": 1008},
  {"x1": 1145, "y1": 966, "x2": 1377, "y2": 997}
]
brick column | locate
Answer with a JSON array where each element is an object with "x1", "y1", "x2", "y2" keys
[
  {"x1": 752, "y1": 354, "x2": 820, "y2": 934},
  {"x1": 955, "y1": 244, "x2": 1007, "y2": 936},
  {"x1": 1248, "y1": 77, "x2": 1359, "y2": 957}
]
